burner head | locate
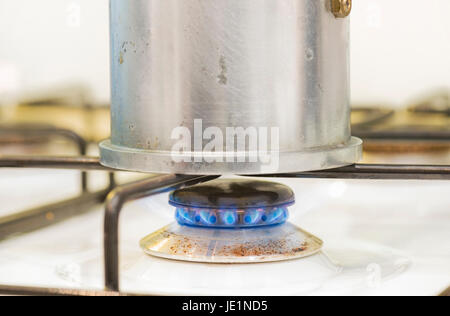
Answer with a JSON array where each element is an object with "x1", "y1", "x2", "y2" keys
[
  {"x1": 170, "y1": 179, "x2": 295, "y2": 210},
  {"x1": 169, "y1": 179, "x2": 295, "y2": 228}
]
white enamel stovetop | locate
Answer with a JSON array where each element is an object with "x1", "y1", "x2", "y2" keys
[{"x1": 0, "y1": 166, "x2": 449, "y2": 296}]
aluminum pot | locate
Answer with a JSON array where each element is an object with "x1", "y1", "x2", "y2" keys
[{"x1": 100, "y1": 0, "x2": 362, "y2": 174}]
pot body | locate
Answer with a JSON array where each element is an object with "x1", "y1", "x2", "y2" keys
[{"x1": 101, "y1": 0, "x2": 362, "y2": 174}]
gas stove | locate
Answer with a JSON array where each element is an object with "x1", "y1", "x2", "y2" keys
[
  {"x1": 0, "y1": 0, "x2": 449, "y2": 298},
  {"x1": 0, "y1": 139, "x2": 448, "y2": 296}
]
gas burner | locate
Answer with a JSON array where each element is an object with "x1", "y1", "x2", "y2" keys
[
  {"x1": 170, "y1": 179, "x2": 294, "y2": 228},
  {"x1": 140, "y1": 179, "x2": 323, "y2": 263}
]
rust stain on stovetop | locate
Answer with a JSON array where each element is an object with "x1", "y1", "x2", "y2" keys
[{"x1": 160, "y1": 230, "x2": 309, "y2": 258}]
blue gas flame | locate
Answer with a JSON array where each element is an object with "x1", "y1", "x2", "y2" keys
[
  {"x1": 222, "y1": 211, "x2": 238, "y2": 226},
  {"x1": 175, "y1": 207, "x2": 195, "y2": 225},
  {"x1": 175, "y1": 206, "x2": 289, "y2": 228},
  {"x1": 243, "y1": 209, "x2": 263, "y2": 225},
  {"x1": 267, "y1": 207, "x2": 288, "y2": 224},
  {"x1": 199, "y1": 210, "x2": 217, "y2": 225}
]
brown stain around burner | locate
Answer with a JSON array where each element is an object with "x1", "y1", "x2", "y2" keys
[{"x1": 219, "y1": 240, "x2": 308, "y2": 257}]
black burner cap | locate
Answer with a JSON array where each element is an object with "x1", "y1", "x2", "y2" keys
[{"x1": 169, "y1": 179, "x2": 295, "y2": 210}]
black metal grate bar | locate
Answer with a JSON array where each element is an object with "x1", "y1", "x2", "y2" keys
[
  {"x1": 0, "y1": 189, "x2": 109, "y2": 241},
  {"x1": 0, "y1": 125, "x2": 89, "y2": 192},
  {"x1": 1, "y1": 156, "x2": 450, "y2": 180},
  {"x1": 0, "y1": 155, "x2": 112, "y2": 171},
  {"x1": 256, "y1": 164, "x2": 450, "y2": 180},
  {"x1": 104, "y1": 174, "x2": 220, "y2": 291},
  {"x1": 0, "y1": 155, "x2": 449, "y2": 294},
  {"x1": 0, "y1": 284, "x2": 129, "y2": 296}
]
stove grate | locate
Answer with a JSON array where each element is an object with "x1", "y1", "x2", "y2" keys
[{"x1": 0, "y1": 155, "x2": 449, "y2": 294}]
